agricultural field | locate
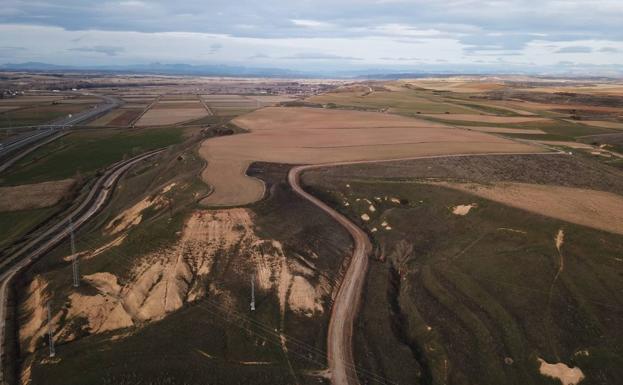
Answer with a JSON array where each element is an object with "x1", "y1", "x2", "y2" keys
[
  {"x1": 0, "y1": 127, "x2": 185, "y2": 186},
  {"x1": 135, "y1": 97, "x2": 210, "y2": 126},
  {"x1": 199, "y1": 106, "x2": 539, "y2": 206},
  {"x1": 308, "y1": 78, "x2": 623, "y2": 169},
  {"x1": 0, "y1": 102, "x2": 95, "y2": 128}
]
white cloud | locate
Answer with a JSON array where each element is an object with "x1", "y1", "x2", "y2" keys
[{"x1": 291, "y1": 19, "x2": 333, "y2": 28}]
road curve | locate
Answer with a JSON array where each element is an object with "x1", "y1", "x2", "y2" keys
[
  {"x1": 0, "y1": 149, "x2": 163, "y2": 384},
  {"x1": 287, "y1": 150, "x2": 565, "y2": 385}
]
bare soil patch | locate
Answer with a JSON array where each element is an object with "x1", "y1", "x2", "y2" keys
[
  {"x1": 0, "y1": 179, "x2": 74, "y2": 212},
  {"x1": 199, "y1": 107, "x2": 539, "y2": 206},
  {"x1": 432, "y1": 181, "x2": 623, "y2": 235},
  {"x1": 537, "y1": 358, "x2": 584, "y2": 385},
  {"x1": 136, "y1": 108, "x2": 208, "y2": 126}
]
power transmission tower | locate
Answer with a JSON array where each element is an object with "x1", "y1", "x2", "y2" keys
[
  {"x1": 250, "y1": 274, "x2": 256, "y2": 311},
  {"x1": 47, "y1": 303, "x2": 55, "y2": 358},
  {"x1": 69, "y1": 218, "x2": 79, "y2": 288}
]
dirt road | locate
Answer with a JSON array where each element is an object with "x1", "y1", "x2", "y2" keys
[{"x1": 288, "y1": 151, "x2": 565, "y2": 385}]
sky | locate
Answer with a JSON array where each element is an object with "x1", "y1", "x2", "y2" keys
[{"x1": 1, "y1": 0, "x2": 622, "y2": 74}]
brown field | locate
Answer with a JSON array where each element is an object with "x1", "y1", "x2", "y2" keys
[
  {"x1": 536, "y1": 141, "x2": 595, "y2": 149},
  {"x1": 568, "y1": 120, "x2": 623, "y2": 130},
  {"x1": 515, "y1": 84, "x2": 623, "y2": 96},
  {"x1": 0, "y1": 106, "x2": 21, "y2": 112},
  {"x1": 151, "y1": 102, "x2": 203, "y2": 109},
  {"x1": 121, "y1": 103, "x2": 150, "y2": 109},
  {"x1": 136, "y1": 107, "x2": 208, "y2": 126},
  {"x1": 88, "y1": 110, "x2": 126, "y2": 126},
  {"x1": 109, "y1": 109, "x2": 143, "y2": 126},
  {"x1": 432, "y1": 181, "x2": 623, "y2": 235},
  {"x1": 56, "y1": 97, "x2": 101, "y2": 104},
  {"x1": 211, "y1": 107, "x2": 256, "y2": 116},
  {"x1": 460, "y1": 126, "x2": 547, "y2": 134},
  {"x1": 421, "y1": 113, "x2": 550, "y2": 123},
  {"x1": 514, "y1": 101, "x2": 623, "y2": 114},
  {"x1": 404, "y1": 79, "x2": 506, "y2": 93},
  {"x1": 0, "y1": 96, "x2": 63, "y2": 105},
  {"x1": 0, "y1": 179, "x2": 75, "y2": 212},
  {"x1": 199, "y1": 107, "x2": 541, "y2": 206}
]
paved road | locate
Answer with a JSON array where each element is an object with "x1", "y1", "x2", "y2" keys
[
  {"x1": 0, "y1": 94, "x2": 122, "y2": 172},
  {"x1": 288, "y1": 150, "x2": 566, "y2": 385},
  {"x1": 0, "y1": 149, "x2": 162, "y2": 384}
]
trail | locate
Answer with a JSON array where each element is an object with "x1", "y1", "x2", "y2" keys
[{"x1": 287, "y1": 150, "x2": 565, "y2": 385}]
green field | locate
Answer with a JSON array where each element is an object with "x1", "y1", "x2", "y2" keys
[
  {"x1": 0, "y1": 207, "x2": 56, "y2": 250},
  {"x1": 0, "y1": 128, "x2": 184, "y2": 186},
  {"x1": 0, "y1": 104, "x2": 93, "y2": 128},
  {"x1": 309, "y1": 89, "x2": 480, "y2": 115}
]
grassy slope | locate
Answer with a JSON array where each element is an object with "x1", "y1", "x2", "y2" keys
[
  {"x1": 0, "y1": 207, "x2": 56, "y2": 250},
  {"x1": 22, "y1": 154, "x2": 351, "y2": 385},
  {"x1": 303, "y1": 156, "x2": 623, "y2": 385}
]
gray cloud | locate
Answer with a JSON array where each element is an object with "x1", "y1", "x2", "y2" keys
[
  {"x1": 68, "y1": 45, "x2": 125, "y2": 56},
  {"x1": 555, "y1": 46, "x2": 593, "y2": 54},
  {"x1": 379, "y1": 57, "x2": 421, "y2": 61},
  {"x1": 279, "y1": 53, "x2": 363, "y2": 61},
  {"x1": 208, "y1": 43, "x2": 222, "y2": 54},
  {"x1": 1, "y1": 0, "x2": 622, "y2": 72},
  {"x1": 2, "y1": 0, "x2": 622, "y2": 43},
  {"x1": 247, "y1": 53, "x2": 270, "y2": 59}
]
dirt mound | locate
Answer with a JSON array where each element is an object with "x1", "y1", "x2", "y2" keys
[
  {"x1": 105, "y1": 183, "x2": 175, "y2": 235},
  {"x1": 22, "y1": 208, "x2": 330, "y2": 345},
  {"x1": 19, "y1": 277, "x2": 49, "y2": 353}
]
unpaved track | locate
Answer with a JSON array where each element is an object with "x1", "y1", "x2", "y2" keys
[
  {"x1": 288, "y1": 151, "x2": 565, "y2": 385},
  {"x1": 0, "y1": 149, "x2": 163, "y2": 384}
]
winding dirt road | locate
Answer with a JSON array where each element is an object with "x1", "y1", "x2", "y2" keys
[{"x1": 288, "y1": 151, "x2": 565, "y2": 385}]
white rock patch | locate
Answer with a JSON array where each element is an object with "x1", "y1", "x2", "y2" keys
[
  {"x1": 452, "y1": 203, "x2": 478, "y2": 216},
  {"x1": 537, "y1": 358, "x2": 585, "y2": 385}
]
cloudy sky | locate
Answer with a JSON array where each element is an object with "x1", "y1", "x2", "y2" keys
[{"x1": 1, "y1": 0, "x2": 622, "y2": 73}]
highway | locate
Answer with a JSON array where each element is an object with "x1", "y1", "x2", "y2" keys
[
  {"x1": 0, "y1": 149, "x2": 162, "y2": 384},
  {"x1": 0, "y1": 94, "x2": 122, "y2": 172},
  {"x1": 288, "y1": 151, "x2": 566, "y2": 385}
]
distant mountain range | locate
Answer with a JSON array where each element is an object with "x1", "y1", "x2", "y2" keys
[
  {"x1": 1, "y1": 62, "x2": 621, "y2": 79},
  {"x1": 0, "y1": 62, "x2": 514, "y2": 79},
  {"x1": 0, "y1": 62, "x2": 310, "y2": 78}
]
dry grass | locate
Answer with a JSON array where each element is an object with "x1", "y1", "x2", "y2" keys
[
  {"x1": 0, "y1": 179, "x2": 74, "y2": 212},
  {"x1": 461, "y1": 126, "x2": 547, "y2": 134},
  {"x1": 199, "y1": 107, "x2": 540, "y2": 206},
  {"x1": 403, "y1": 79, "x2": 506, "y2": 93},
  {"x1": 570, "y1": 120, "x2": 623, "y2": 130},
  {"x1": 431, "y1": 181, "x2": 623, "y2": 235},
  {"x1": 136, "y1": 107, "x2": 208, "y2": 126},
  {"x1": 421, "y1": 114, "x2": 549, "y2": 123}
]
